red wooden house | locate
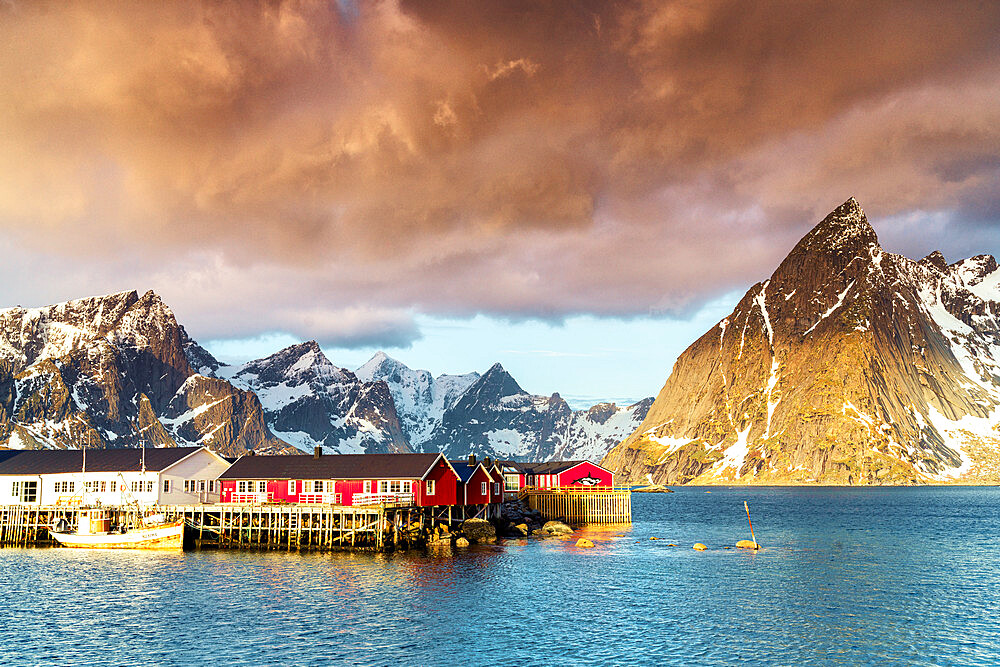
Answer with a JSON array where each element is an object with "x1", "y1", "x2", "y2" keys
[
  {"x1": 497, "y1": 459, "x2": 614, "y2": 496},
  {"x1": 218, "y1": 452, "x2": 460, "y2": 507},
  {"x1": 449, "y1": 458, "x2": 498, "y2": 506}
]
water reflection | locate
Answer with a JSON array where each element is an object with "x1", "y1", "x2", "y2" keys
[{"x1": 3, "y1": 488, "x2": 1000, "y2": 665}]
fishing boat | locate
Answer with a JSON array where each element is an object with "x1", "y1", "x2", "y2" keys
[{"x1": 49, "y1": 509, "x2": 184, "y2": 550}]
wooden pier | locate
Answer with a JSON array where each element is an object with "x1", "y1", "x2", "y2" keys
[
  {"x1": 0, "y1": 503, "x2": 495, "y2": 551},
  {"x1": 522, "y1": 487, "x2": 632, "y2": 523}
]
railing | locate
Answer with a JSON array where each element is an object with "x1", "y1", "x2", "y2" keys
[
  {"x1": 298, "y1": 493, "x2": 342, "y2": 505},
  {"x1": 229, "y1": 492, "x2": 273, "y2": 504},
  {"x1": 352, "y1": 492, "x2": 414, "y2": 507},
  {"x1": 522, "y1": 485, "x2": 624, "y2": 493}
]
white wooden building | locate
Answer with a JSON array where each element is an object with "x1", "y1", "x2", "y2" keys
[{"x1": 0, "y1": 446, "x2": 231, "y2": 507}]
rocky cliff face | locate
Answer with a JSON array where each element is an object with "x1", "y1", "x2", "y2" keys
[
  {"x1": 420, "y1": 362, "x2": 653, "y2": 461},
  {"x1": 220, "y1": 342, "x2": 410, "y2": 454},
  {"x1": 602, "y1": 198, "x2": 1000, "y2": 485},
  {"x1": 0, "y1": 290, "x2": 286, "y2": 455}
]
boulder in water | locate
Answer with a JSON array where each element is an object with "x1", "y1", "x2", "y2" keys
[
  {"x1": 542, "y1": 520, "x2": 573, "y2": 535},
  {"x1": 576, "y1": 538, "x2": 595, "y2": 548},
  {"x1": 693, "y1": 543, "x2": 708, "y2": 551},
  {"x1": 736, "y1": 540, "x2": 759, "y2": 549},
  {"x1": 460, "y1": 518, "x2": 496, "y2": 543}
]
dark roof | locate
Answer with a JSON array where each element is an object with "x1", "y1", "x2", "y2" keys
[
  {"x1": 0, "y1": 450, "x2": 22, "y2": 466},
  {"x1": 449, "y1": 461, "x2": 490, "y2": 484},
  {"x1": 0, "y1": 447, "x2": 204, "y2": 476},
  {"x1": 497, "y1": 460, "x2": 597, "y2": 475},
  {"x1": 219, "y1": 453, "x2": 444, "y2": 480}
]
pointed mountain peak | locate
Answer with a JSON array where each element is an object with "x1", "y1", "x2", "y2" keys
[
  {"x1": 920, "y1": 250, "x2": 949, "y2": 272},
  {"x1": 355, "y1": 351, "x2": 412, "y2": 382},
  {"x1": 774, "y1": 198, "x2": 880, "y2": 282},
  {"x1": 805, "y1": 197, "x2": 877, "y2": 250},
  {"x1": 477, "y1": 362, "x2": 525, "y2": 395},
  {"x1": 236, "y1": 340, "x2": 349, "y2": 385}
]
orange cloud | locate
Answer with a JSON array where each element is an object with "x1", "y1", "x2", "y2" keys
[{"x1": 0, "y1": 0, "x2": 998, "y2": 344}]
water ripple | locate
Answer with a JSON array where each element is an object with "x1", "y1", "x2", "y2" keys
[{"x1": 3, "y1": 487, "x2": 1000, "y2": 665}]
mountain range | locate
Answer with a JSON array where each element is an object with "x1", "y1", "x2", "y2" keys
[
  {"x1": 0, "y1": 292, "x2": 651, "y2": 462},
  {"x1": 602, "y1": 198, "x2": 1000, "y2": 485}
]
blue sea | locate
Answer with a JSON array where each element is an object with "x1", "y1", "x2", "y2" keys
[{"x1": 3, "y1": 487, "x2": 999, "y2": 666}]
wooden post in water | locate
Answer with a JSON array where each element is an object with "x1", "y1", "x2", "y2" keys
[{"x1": 744, "y1": 501, "x2": 759, "y2": 549}]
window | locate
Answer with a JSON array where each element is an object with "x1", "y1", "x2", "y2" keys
[
  {"x1": 100, "y1": 481, "x2": 106, "y2": 493},
  {"x1": 363, "y1": 480, "x2": 371, "y2": 494},
  {"x1": 426, "y1": 480, "x2": 435, "y2": 496},
  {"x1": 378, "y1": 481, "x2": 411, "y2": 494},
  {"x1": 481, "y1": 482, "x2": 488, "y2": 496},
  {"x1": 131, "y1": 481, "x2": 140, "y2": 493},
  {"x1": 288, "y1": 480, "x2": 296, "y2": 495},
  {"x1": 20, "y1": 481, "x2": 38, "y2": 503},
  {"x1": 257, "y1": 481, "x2": 266, "y2": 493},
  {"x1": 109, "y1": 481, "x2": 116, "y2": 493},
  {"x1": 494, "y1": 483, "x2": 500, "y2": 495},
  {"x1": 197, "y1": 480, "x2": 206, "y2": 493},
  {"x1": 12, "y1": 481, "x2": 20, "y2": 498},
  {"x1": 324, "y1": 481, "x2": 335, "y2": 493},
  {"x1": 504, "y1": 474, "x2": 519, "y2": 492},
  {"x1": 237, "y1": 481, "x2": 248, "y2": 493},
  {"x1": 163, "y1": 479, "x2": 171, "y2": 494},
  {"x1": 313, "y1": 480, "x2": 323, "y2": 493}
]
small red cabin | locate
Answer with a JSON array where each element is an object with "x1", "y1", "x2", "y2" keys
[
  {"x1": 218, "y1": 452, "x2": 460, "y2": 507},
  {"x1": 450, "y1": 460, "x2": 497, "y2": 506}
]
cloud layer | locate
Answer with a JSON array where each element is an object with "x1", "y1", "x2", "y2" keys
[{"x1": 1, "y1": 0, "x2": 998, "y2": 346}]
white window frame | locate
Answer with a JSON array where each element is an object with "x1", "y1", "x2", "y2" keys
[
  {"x1": 426, "y1": 479, "x2": 435, "y2": 496},
  {"x1": 163, "y1": 479, "x2": 171, "y2": 494},
  {"x1": 20, "y1": 480, "x2": 38, "y2": 503},
  {"x1": 363, "y1": 480, "x2": 372, "y2": 494},
  {"x1": 237, "y1": 481, "x2": 248, "y2": 493},
  {"x1": 288, "y1": 480, "x2": 296, "y2": 495},
  {"x1": 481, "y1": 481, "x2": 488, "y2": 496},
  {"x1": 257, "y1": 481, "x2": 267, "y2": 493}
]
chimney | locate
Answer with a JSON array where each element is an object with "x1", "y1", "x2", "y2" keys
[
  {"x1": 314, "y1": 446, "x2": 322, "y2": 459},
  {"x1": 483, "y1": 457, "x2": 493, "y2": 470},
  {"x1": 468, "y1": 453, "x2": 477, "y2": 466}
]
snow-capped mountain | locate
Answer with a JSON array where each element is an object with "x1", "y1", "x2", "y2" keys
[
  {"x1": 0, "y1": 291, "x2": 648, "y2": 463},
  {"x1": 0, "y1": 290, "x2": 285, "y2": 455},
  {"x1": 418, "y1": 362, "x2": 653, "y2": 461},
  {"x1": 218, "y1": 342, "x2": 410, "y2": 455},
  {"x1": 603, "y1": 198, "x2": 1000, "y2": 485},
  {"x1": 355, "y1": 351, "x2": 479, "y2": 449}
]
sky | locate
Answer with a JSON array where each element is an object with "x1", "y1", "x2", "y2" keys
[{"x1": 1, "y1": 1, "x2": 999, "y2": 406}]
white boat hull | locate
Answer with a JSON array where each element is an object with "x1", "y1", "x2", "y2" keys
[{"x1": 50, "y1": 521, "x2": 184, "y2": 550}]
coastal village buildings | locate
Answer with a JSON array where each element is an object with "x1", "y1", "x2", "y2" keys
[
  {"x1": 0, "y1": 445, "x2": 613, "y2": 515},
  {"x1": 498, "y1": 460, "x2": 615, "y2": 496},
  {"x1": 0, "y1": 446, "x2": 231, "y2": 507},
  {"x1": 218, "y1": 451, "x2": 462, "y2": 507},
  {"x1": 450, "y1": 458, "x2": 500, "y2": 507}
]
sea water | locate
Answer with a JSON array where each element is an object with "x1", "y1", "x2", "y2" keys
[{"x1": 2, "y1": 487, "x2": 999, "y2": 666}]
